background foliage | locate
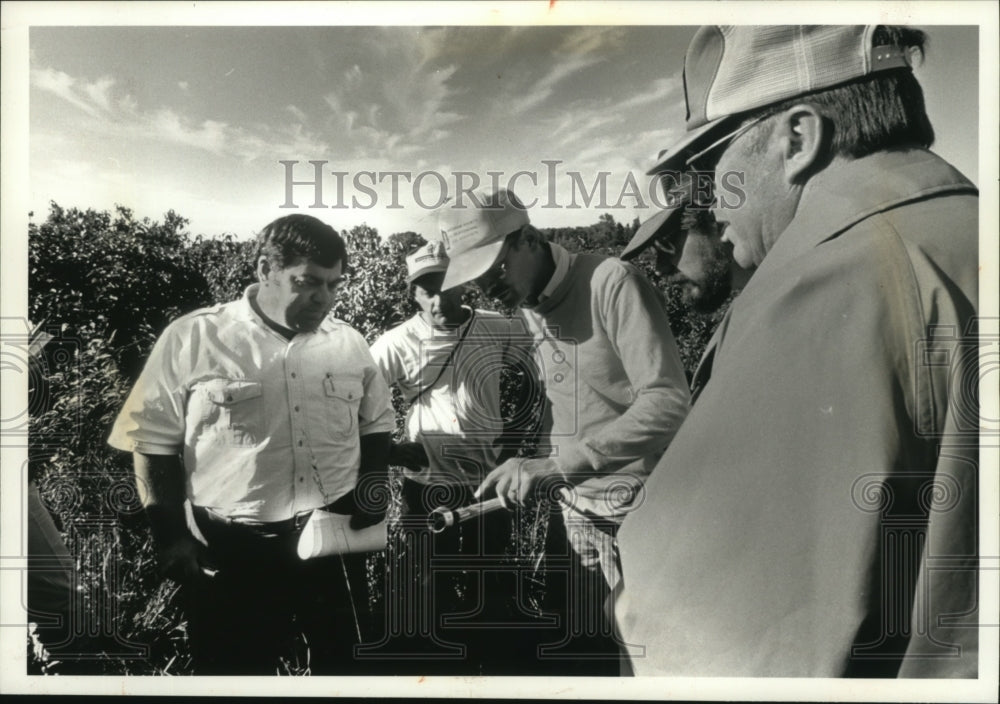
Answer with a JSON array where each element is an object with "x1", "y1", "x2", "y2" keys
[{"x1": 26, "y1": 201, "x2": 731, "y2": 674}]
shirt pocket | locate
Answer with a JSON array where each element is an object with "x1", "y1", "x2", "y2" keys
[
  {"x1": 198, "y1": 379, "x2": 263, "y2": 447},
  {"x1": 321, "y1": 375, "x2": 363, "y2": 440}
]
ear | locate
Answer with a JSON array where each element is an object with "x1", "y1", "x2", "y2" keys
[
  {"x1": 257, "y1": 255, "x2": 272, "y2": 283},
  {"x1": 776, "y1": 104, "x2": 825, "y2": 184}
]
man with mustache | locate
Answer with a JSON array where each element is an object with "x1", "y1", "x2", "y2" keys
[
  {"x1": 615, "y1": 25, "x2": 979, "y2": 677},
  {"x1": 621, "y1": 171, "x2": 749, "y2": 315},
  {"x1": 437, "y1": 189, "x2": 691, "y2": 672},
  {"x1": 109, "y1": 214, "x2": 394, "y2": 674}
]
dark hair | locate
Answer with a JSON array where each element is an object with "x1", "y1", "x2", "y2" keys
[
  {"x1": 680, "y1": 204, "x2": 717, "y2": 235},
  {"x1": 512, "y1": 224, "x2": 545, "y2": 249},
  {"x1": 744, "y1": 25, "x2": 934, "y2": 159},
  {"x1": 256, "y1": 214, "x2": 348, "y2": 270}
]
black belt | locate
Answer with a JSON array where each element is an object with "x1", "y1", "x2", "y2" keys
[{"x1": 193, "y1": 493, "x2": 354, "y2": 537}]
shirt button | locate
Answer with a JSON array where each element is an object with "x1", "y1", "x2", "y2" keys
[
  {"x1": 291, "y1": 372, "x2": 297, "y2": 379},
  {"x1": 299, "y1": 477, "x2": 304, "y2": 483},
  {"x1": 294, "y1": 405, "x2": 300, "y2": 412},
  {"x1": 298, "y1": 440, "x2": 303, "y2": 446}
]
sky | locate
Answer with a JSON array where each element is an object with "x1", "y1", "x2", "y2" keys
[
  {"x1": 3, "y1": 4, "x2": 999, "y2": 700},
  {"x1": 25, "y1": 19, "x2": 981, "y2": 241}
]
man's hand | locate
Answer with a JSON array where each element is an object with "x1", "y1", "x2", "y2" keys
[
  {"x1": 475, "y1": 457, "x2": 565, "y2": 508},
  {"x1": 133, "y1": 454, "x2": 219, "y2": 582},
  {"x1": 333, "y1": 481, "x2": 386, "y2": 530},
  {"x1": 388, "y1": 441, "x2": 429, "y2": 470},
  {"x1": 156, "y1": 533, "x2": 218, "y2": 582}
]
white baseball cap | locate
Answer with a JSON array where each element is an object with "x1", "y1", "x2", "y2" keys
[
  {"x1": 405, "y1": 240, "x2": 449, "y2": 283},
  {"x1": 438, "y1": 189, "x2": 530, "y2": 290}
]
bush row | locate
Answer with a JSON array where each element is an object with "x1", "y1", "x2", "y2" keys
[{"x1": 27, "y1": 202, "x2": 727, "y2": 674}]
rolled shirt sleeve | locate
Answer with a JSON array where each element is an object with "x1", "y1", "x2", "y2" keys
[
  {"x1": 369, "y1": 330, "x2": 404, "y2": 388},
  {"x1": 107, "y1": 322, "x2": 188, "y2": 455},
  {"x1": 356, "y1": 338, "x2": 395, "y2": 436}
]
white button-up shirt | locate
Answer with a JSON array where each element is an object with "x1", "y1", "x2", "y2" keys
[
  {"x1": 371, "y1": 308, "x2": 530, "y2": 485},
  {"x1": 108, "y1": 285, "x2": 394, "y2": 522}
]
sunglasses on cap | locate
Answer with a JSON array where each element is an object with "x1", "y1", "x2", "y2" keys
[{"x1": 684, "y1": 112, "x2": 771, "y2": 173}]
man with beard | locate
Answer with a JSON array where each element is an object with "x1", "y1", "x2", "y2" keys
[
  {"x1": 109, "y1": 214, "x2": 394, "y2": 674},
  {"x1": 620, "y1": 172, "x2": 748, "y2": 314}
]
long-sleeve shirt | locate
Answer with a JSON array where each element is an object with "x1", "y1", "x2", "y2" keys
[
  {"x1": 108, "y1": 284, "x2": 394, "y2": 523},
  {"x1": 521, "y1": 243, "x2": 691, "y2": 520}
]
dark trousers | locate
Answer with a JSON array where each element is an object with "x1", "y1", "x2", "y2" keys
[
  {"x1": 400, "y1": 479, "x2": 513, "y2": 621},
  {"x1": 533, "y1": 507, "x2": 625, "y2": 676},
  {"x1": 365, "y1": 478, "x2": 538, "y2": 674},
  {"x1": 185, "y1": 505, "x2": 372, "y2": 675}
]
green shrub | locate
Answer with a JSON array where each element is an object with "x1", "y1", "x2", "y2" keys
[{"x1": 27, "y1": 204, "x2": 731, "y2": 675}]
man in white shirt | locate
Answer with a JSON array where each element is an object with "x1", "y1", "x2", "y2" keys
[
  {"x1": 109, "y1": 214, "x2": 394, "y2": 674},
  {"x1": 370, "y1": 240, "x2": 536, "y2": 674}
]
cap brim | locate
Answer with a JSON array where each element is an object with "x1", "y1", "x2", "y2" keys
[
  {"x1": 620, "y1": 204, "x2": 686, "y2": 260},
  {"x1": 441, "y1": 238, "x2": 507, "y2": 290},
  {"x1": 645, "y1": 117, "x2": 732, "y2": 175},
  {"x1": 405, "y1": 262, "x2": 448, "y2": 284}
]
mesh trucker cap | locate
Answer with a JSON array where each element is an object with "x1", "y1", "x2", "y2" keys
[
  {"x1": 405, "y1": 240, "x2": 449, "y2": 283},
  {"x1": 438, "y1": 189, "x2": 530, "y2": 290},
  {"x1": 647, "y1": 25, "x2": 913, "y2": 175}
]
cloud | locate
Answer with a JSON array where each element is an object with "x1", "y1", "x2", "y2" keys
[
  {"x1": 318, "y1": 32, "x2": 464, "y2": 161},
  {"x1": 615, "y1": 76, "x2": 682, "y2": 111},
  {"x1": 557, "y1": 26, "x2": 626, "y2": 55},
  {"x1": 31, "y1": 64, "x2": 331, "y2": 163},
  {"x1": 31, "y1": 67, "x2": 106, "y2": 117},
  {"x1": 501, "y1": 27, "x2": 626, "y2": 116},
  {"x1": 509, "y1": 55, "x2": 602, "y2": 115},
  {"x1": 82, "y1": 76, "x2": 115, "y2": 112},
  {"x1": 285, "y1": 104, "x2": 307, "y2": 122},
  {"x1": 151, "y1": 110, "x2": 229, "y2": 154}
]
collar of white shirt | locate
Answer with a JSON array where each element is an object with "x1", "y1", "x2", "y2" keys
[
  {"x1": 240, "y1": 283, "x2": 339, "y2": 334},
  {"x1": 413, "y1": 305, "x2": 475, "y2": 339}
]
